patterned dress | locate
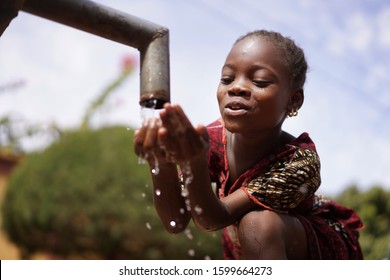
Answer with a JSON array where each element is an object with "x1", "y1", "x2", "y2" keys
[{"x1": 206, "y1": 119, "x2": 364, "y2": 259}]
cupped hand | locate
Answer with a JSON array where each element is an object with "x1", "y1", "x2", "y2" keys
[
  {"x1": 134, "y1": 117, "x2": 168, "y2": 165},
  {"x1": 158, "y1": 103, "x2": 209, "y2": 164}
]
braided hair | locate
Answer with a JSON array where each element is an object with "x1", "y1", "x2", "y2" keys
[{"x1": 235, "y1": 30, "x2": 308, "y2": 92}]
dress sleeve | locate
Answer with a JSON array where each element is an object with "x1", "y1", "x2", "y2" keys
[{"x1": 244, "y1": 148, "x2": 321, "y2": 211}]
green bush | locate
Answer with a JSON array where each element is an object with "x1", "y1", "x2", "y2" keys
[
  {"x1": 2, "y1": 126, "x2": 222, "y2": 259},
  {"x1": 335, "y1": 185, "x2": 390, "y2": 259}
]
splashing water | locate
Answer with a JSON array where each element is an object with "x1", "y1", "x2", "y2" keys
[
  {"x1": 138, "y1": 156, "x2": 147, "y2": 165},
  {"x1": 138, "y1": 151, "x2": 160, "y2": 176},
  {"x1": 183, "y1": 229, "x2": 193, "y2": 240},
  {"x1": 194, "y1": 205, "x2": 203, "y2": 215},
  {"x1": 140, "y1": 99, "x2": 158, "y2": 123},
  {"x1": 187, "y1": 249, "x2": 195, "y2": 257},
  {"x1": 181, "y1": 187, "x2": 189, "y2": 198},
  {"x1": 180, "y1": 161, "x2": 193, "y2": 212},
  {"x1": 185, "y1": 198, "x2": 191, "y2": 211},
  {"x1": 138, "y1": 99, "x2": 161, "y2": 175},
  {"x1": 181, "y1": 161, "x2": 194, "y2": 185},
  {"x1": 151, "y1": 153, "x2": 160, "y2": 175}
]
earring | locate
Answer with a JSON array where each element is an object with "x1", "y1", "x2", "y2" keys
[{"x1": 288, "y1": 108, "x2": 298, "y2": 117}]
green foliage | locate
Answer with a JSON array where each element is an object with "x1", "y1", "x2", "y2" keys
[
  {"x1": 2, "y1": 126, "x2": 222, "y2": 259},
  {"x1": 335, "y1": 185, "x2": 390, "y2": 259}
]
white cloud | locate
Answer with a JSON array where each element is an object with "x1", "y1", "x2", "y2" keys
[
  {"x1": 345, "y1": 12, "x2": 373, "y2": 53},
  {"x1": 324, "y1": 11, "x2": 374, "y2": 56},
  {"x1": 377, "y1": 6, "x2": 390, "y2": 48}
]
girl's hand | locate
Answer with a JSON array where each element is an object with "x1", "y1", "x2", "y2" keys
[
  {"x1": 134, "y1": 117, "x2": 168, "y2": 165},
  {"x1": 158, "y1": 103, "x2": 209, "y2": 164}
]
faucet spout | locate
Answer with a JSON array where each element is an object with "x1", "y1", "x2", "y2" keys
[{"x1": 2, "y1": 0, "x2": 171, "y2": 110}]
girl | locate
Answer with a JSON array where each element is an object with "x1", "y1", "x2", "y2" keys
[{"x1": 134, "y1": 30, "x2": 364, "y2": 259}]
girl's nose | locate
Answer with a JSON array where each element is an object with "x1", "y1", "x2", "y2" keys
[{"x1": 227, "y1": 78, "x2": 250, "y2": 96}]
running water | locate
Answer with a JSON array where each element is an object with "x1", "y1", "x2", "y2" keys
[
  {"x1": 140, "y1": 99, "x2": 158, "y2": 122},
  {"x1": 136, "y1": 101, "x2": 217, "y2": 259},
  {"x1": 138, "y1": 99, "x2": 161, "y2": 175},
  {"x1": 151, "y1": 153, "x2": 160, "y2": 175}
]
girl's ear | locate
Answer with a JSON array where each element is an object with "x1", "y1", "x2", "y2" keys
[{"x1": 289, "y1": 89, "x2": 304, "y2": 110}]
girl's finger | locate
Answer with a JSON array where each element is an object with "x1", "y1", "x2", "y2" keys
[{"x1": 143, "y1": 118, "x2": 160, "y2": 150}]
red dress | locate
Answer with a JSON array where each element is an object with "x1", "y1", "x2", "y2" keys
[{"x1": 206, "y1": 119, "x2": 364, "y2": 259}]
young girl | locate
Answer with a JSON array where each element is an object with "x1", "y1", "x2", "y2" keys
[{"x1": 134, "y1": 30, "x2": 364, "y2": 259}]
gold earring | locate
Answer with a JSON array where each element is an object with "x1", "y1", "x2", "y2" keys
[{"x1": 288, "y1": 108, "x2": 298, "y2": 117}]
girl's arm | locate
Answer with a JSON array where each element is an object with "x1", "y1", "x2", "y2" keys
[
  {"x1": 158, "y1": 104, "x2": 257, "y2": 231},
  {"x1": 134, "y1": 118, "x2": 191, "y2": 233},
  {"x1": 184, "y1": 153, "x2": 256, "y2": 231},
  {"x1": 150, "y1": 162, "x2": 191, "y2": 233}
]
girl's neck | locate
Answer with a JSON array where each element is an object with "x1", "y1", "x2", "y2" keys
[
  {"x1": 229, "y1": 129, "x2": 284, "y2": 158},
  {"x1": 226, "y1": 128, "x2": 291, "y2": 182}
]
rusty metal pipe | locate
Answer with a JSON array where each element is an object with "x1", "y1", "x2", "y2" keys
[{"x1": 20, "y1": 0, "x2": 170, "y2": 108}]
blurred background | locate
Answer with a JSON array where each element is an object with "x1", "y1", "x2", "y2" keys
[{"x1": 1, "y1": 0, "x2": 389, "y2": 259}]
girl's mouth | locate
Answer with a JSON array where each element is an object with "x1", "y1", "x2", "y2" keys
[{"x1": 224, "y1": 101, "x2": 249, "y2": 116}]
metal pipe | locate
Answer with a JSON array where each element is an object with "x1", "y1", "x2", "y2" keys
[{"x1": 15, "y1": 0, "x2": 170, "y2": 108}]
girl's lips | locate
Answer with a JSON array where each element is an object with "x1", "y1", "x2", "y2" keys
[
  {"x1": 224, "y1": 101, "x2": 250, "y2": 116},
  {"x1": 224, "y1": 107, "x2": 248, "y2": 116}
]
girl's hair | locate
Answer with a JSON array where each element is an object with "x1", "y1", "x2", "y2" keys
[{"x1": 235, "y1": 30, "x2": 308, "y2": 91}]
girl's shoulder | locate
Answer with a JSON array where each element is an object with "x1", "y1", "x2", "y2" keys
[{"x1": 287, "y1": 132, "x2": 318, "y2": 152}]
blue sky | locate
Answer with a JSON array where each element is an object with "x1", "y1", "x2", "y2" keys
[{"x1": 1, "y1": 0, "x2": 389, "y2": 195}]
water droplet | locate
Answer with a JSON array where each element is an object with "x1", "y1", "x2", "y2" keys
[
  {"x1": 184, "y1": 229, "x2": 193, "y2": 240},
  {"x1": 194, "y1": 205, "x2": 203, "y2": 215},
  {"x1": 155, "y1": 189, "x2": 161, "y2": 196},
  {"x1": 185, "y1": 199, "x2": 191, "y2": 211},
  {"x1": 179, "y1": 208, "x2": 185, "y2": 214},
  {"x1": 188, "y1": 249, "x2": 195, "y2": 257},
  {"x1": 170, "y1": 221, "x2": 176, "y2": 228},
  {"x1": 181, "y1": 187, "x2": 189, "y2": 197},
  {"x1": 204, "y1": 255, "x2": 211, "y2": 260},
  {"x1": 141, "y1": 192, "x2": 146, "y2": 198},
  {"x1": 181, "y1": 161, "x2": 194, "y2": 185},
  {"x1": 138, "y1": 156, "x2": 147, "y2": 165},
  {"x1": 151, "y1": 153, "x2": 160, "y2": 175},
  {"x1": 145, "y1": 222, "x2": 152, "y2": 230}
]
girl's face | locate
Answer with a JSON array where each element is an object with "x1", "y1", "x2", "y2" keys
[{"x1": 217, "y1": 36, "x2": 297, "y2": 135}]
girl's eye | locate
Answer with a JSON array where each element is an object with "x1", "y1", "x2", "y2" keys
[
  {"x1": 253, "y1": 80, "x2": 271, "y2": 88},
  {"x1": 220, "y1": 77, "x2": 233, "y2": 85}
]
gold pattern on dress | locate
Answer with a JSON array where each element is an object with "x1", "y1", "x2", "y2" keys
[{"x1": 246, "y1": 148, "x2": 321, "y2": 210}]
